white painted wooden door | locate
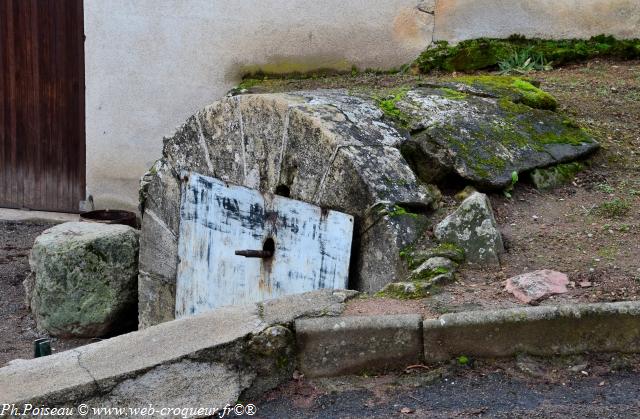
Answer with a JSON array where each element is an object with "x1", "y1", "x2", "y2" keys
[{"x1": 175, "y1": 172, "x2": 353, "y2": 318}]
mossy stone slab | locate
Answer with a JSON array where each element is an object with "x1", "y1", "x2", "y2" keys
[{"x1": 398, "y1": 80, "x2": 598, "y2": 189}]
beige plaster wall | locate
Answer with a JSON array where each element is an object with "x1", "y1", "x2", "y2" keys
[
  {"x1": 84, "y1": 0, "x2": 435, "y2": 211},
  {"x1": 434, "y1": 0, "x2": 640, "y2": 43}
]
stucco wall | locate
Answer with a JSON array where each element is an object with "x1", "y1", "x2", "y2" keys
[
  {"x1": 85, "y1": 0, "x2": 640, "y2": 211},
  {"x1": 434, "y1": 0, "x2": 640, "y2": 43},
  {"x1": 84, "y1": 0, "x2": 435, "y2": 211}
]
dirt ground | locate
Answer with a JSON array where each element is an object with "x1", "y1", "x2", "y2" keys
[
  {"x1": 345, "y1": 59, "x2": 640, "y2": 318},
  {"x1": 0, "y1": 221, "x2": 91, "y2": 367}
]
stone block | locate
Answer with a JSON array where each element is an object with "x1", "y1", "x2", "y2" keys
[
  {"x1": 296, "y1": 314, "x2": 423, "y2": 377},
  {"x1": 27, "y1": 222, "x2": 139, "y2": 337},
  {"x1": 423, "y1": 302, "x2": 640, "y2": 362}
]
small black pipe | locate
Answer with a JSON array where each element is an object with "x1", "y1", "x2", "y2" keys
[{"x1": 235, "y1": 250, "x2": 273, "y2": 258}]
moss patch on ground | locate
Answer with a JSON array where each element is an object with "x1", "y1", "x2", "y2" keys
[{"x1": 413, "y1": 35, "x2": 640, "y2": 74}]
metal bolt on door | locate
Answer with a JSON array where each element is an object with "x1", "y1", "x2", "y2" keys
[{"x1": 175, "y1": 172, "x2": 354, "y2": 318}]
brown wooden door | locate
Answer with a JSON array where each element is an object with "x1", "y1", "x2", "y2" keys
[{"x1": 1, "y1": 0, "x2": 85, "y2": 213}]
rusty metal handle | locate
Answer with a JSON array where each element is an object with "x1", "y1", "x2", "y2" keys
[{"x1": 235, "y1": 249, "x2": 273, "y2": 258}]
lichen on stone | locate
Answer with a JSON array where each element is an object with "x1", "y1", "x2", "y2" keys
[
  {"x1": 434, "y1": 192, "x2": 503, "y2": 267},
  {"x1": 28, "y1": 222, "x2": 140, "y2": 337}
]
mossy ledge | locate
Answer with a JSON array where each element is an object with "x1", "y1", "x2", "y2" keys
[{"x1": 414, "y1": 35, "x2": 640, "y2": 73}]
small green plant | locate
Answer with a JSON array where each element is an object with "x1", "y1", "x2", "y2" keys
[
  {"x1": 596, "y1": 183, "x2": 616, "y2": 194},
  {"x1": 503, "y1": 171, "x2": 519, "y2": 198},
  {"x1": 597, "y1": 245, "x2": 619, "y2": 261},
  {"x1": 498, "y1": 48, "x2": 552, "y2": 75},
  {"x1": 617, "y1": 224, "x2": 631, "y2": 232},
  {"x1": 457, "y1": 355, "x2": 470, "y2": 366},
  {"x1": 596, "y1": 198, "x2": 631, "y2": 218}
]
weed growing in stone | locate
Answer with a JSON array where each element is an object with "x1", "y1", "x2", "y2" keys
[{"x1": 503, "y1": 171, "x2": 519, "y2": 198}]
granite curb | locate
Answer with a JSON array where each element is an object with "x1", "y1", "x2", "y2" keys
[{"x1": 297, "y1": 300, "x2": 640, "y2": 377}]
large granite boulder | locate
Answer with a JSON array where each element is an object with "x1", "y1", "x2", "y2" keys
[
  {"x1": 138, "y1": 91, "x2": 439, "y2": 327},
  {"x1": 26, "y1": 222, "x2": 139, "y2": 337},
  {"x1": 434, "y1": 192, "x2": 504, "y2": 266},
  {"x1": 398, "y1": 76, "x2": 599, "y2": 188}
]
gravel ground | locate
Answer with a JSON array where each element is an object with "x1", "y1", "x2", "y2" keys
[{"x1": 0, "y1": 221, "x2": 90, "y2": 367}]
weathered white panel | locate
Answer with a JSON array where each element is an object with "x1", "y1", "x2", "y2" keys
[{"x1": 176, "y1": 173, "x2": 353, "y2": 318}]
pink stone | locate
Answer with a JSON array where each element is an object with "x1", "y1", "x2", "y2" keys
[{"x1": 505, "y1": 270, "x2": 569, "y2": 304}]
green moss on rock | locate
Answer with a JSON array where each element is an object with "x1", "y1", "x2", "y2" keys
[
  {"x1": 28, "y1": 223, "x2": 139, "y2": 338},
  {"x1": 374, "y1": 88, "x2": 412, "y2": 127},
  {"x1": 439, "y1": 87, "x2": 468, "y2": 100},
  {"x1": 512, "y1": 79, "x2": 557, "y2": 110},
  {"x1": 414, "y1": 39, "x2": 513, "y2": 73},
  {"x1": 376, "y1": 282, "x2": 428, "y2": 300},
  {"x1": 430, "y1": 243, "x2": 466, "y2": 264},
  {"x1": 414, "y1": 35, "x2": 640, "y2": 74},
  {"x1": 401, "y1": 77, "x2": 596, "y2": 188},
  {"x1": 529, "y1": 162, "x2": 585, "y2": 189},
  {"x1": 388, "y1": 204, "x2": 420, "y2": 219},
  {"x1": 406, "y1": 243, "x2": 465, "y2": 269},
  {"x1": 448, "y1": 75, "x2": 557, "y2": 111},
  {"x1": 409, "y1": 266, "x2": 453, "y2": 282}
]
